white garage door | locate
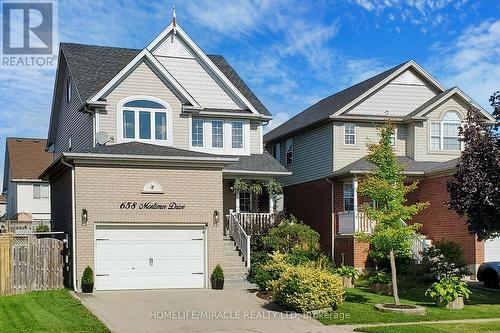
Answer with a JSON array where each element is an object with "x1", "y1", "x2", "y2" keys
[
  {"x1": 485, "y1": 237, "x2": 500, "y2": 262},
  {"x1": 95, "y1": 225, "x2": 206, "y2": 290}
]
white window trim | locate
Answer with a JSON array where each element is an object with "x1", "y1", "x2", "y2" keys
[
  {"x1": 344, "y1": 123, "x2": 356, "y2": 146},
  {"x1": 188, "y1": 116, "x2": 250, "y2": 155},
  {"x1": 390, "y1": 127, "x2": 397, "y2": 148},
  {"x1": 429, "y1": 112, "x2": 462, "y2": 151},
  {"x1": 116, "y1": 96, "x2": 173, "y2": 146},
  {"x1": 285, "y1": 138, "x2": 293, "y2": 166}
]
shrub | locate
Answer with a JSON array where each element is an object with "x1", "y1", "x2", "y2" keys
[
  {"x1": 336, "y1": 266, "x2": 360, "y2": 280},
  {"x1": 211, "y1": 264, "x2": 224, "y2": 282},
  {"x1": 422, "y1": 241, "x2": 470, "y2": 280},
  {"x1": 82, "y1": 266, "x2": 94, "y2": 285},
  {"x1": 35, "y1": 224, "x2": 49, "y2": 233},
  {"x1": 425, "y1": 276, "x2": 472, "y2": 303},
  {"x1": 254, "y1": 252, "x2": 292, "y2": 291},
  {"x1": 368, "y1": 270, "x2": 391, "y2": 285},
  {"x1": 272, "y1": 266, "x2": 345, "y2": 313},
  {"x1": 262, "y1": 215, "x2": 320, "y2": 253}
]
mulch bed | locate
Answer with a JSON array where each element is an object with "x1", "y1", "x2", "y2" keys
[
  {"x1": 382, "y1": 304, "x2": 420, "y2": 309},
  {"x1": 256, "y1": 291, "x2": 273, "y2": 301}
]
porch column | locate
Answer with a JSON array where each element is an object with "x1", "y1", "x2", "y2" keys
[
  {"x1": 353, "y1": 177, "x2": 358, "y2": 232},
  {"x1": 235, "y1": 190, "x2": 240, "y2": 213},
  {"x1": 269, "y1": 194, "x2": 274, "y2": 214}
]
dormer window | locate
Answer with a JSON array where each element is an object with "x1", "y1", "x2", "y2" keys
[
  {"x1": 119, "y1": 98, "x2": 172, "y2": 145},
  {"x1": 430, "y1": 111, "x2": 462, "y2": 151}
]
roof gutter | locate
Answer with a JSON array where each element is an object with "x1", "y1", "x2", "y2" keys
[
  {"x1": 62, "y1": 152, "x2": 239, "y2": 164},
  {"x1": 183, "y1": 106, "x2": 273, "y2": 121}
]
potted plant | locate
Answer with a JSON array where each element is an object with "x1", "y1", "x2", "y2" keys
[
  {"x1": 81, "y1": 266, "x2": 94, "y2": 293},
  {"x1": 335, "y1": 265, "x2": 360, "y2": 288},
  {"x1": 368, "y1": 271, "x2": 392, "y2": 295},
  {"x1": 425, "y1": 276, "x2": 471, "y2": 309},
  {"x1": 211, "y1": 264, "x2": 224, "y2": 290}
]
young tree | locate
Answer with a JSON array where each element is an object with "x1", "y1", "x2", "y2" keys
[
  {"x1": 357, "y1": 121, "x2": 428, "y2": 305},
  {"x1": 447, "y1": 97, "x2": 500, "y2": 241}
]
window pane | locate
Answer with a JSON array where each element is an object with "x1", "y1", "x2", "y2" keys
[
  {"x1": 345, "y1": 134, "x2": 355, "y2": 145},
  {"x1": 345, "y1": 123, "x2": 355, "y2": 134},
  {"x1": 431, "y1": 122, "x2": 441, "y2": 136},
  {"x1": 155, "y1": 112, "x2": 167, "y2": 140},
  {"x1": 123, "y1": 111, "x2": 135, "y2": 139},
  {"x1": 431, "y1": 136, "x2": 441, "y2": 150},
  {"x1": 443, "y1": 122, "x2": 460, "y2": 137},
  {"x1": 139, "y1": 111, "x2": 151, "y2": 139},
  {"x1": 390, "y1": 135, "x2": 396, "y2": 146},
  {"x1": 124, "y1": 100, "x2": 165, "y2": 109},
  {"x1": 192, "y1": 119, "x2": 204, "y2": 147},
  {"x1": 343, "y1": 183, "x2": 354, "y2": 211},
  {"x1": 239, "y1": 192, "x2": 251, "y2": 212},
  {"x1": 41, "y1": 185, "x2": 49, "y2": 199},
  {"x1": 231, "y1": 122, "x2": 243, "y2": 149},
  {"x1": 33, "y1": 185, "x2": 40, "y2": 199},
  {"x1": 286, "y1": 139, "x2": 293, "y2": 165},
  {"x1": 443, "y1": 111, "x2": 460, "y2": 121},
  {"x1": 212, "y1": 120, "x2": 224, "y2": 148},
  {"x1": 443, "y1": 137, "x2": 460, "y2": 150},
  {"x1": 273, "y1": 143, "x2": 280, "y2": 161}
]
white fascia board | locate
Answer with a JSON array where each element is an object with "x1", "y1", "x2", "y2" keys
[
  {"x1": 330, "y1": 60, "x2": 446, "y2": 118},
  {"x1": 88, "y1": 49, "x2": 199, "y2": 107},
  {"x1": 223, "y1": 169, "x2": 292, "y2": 177},
  {"x1": 147, "y1": 24, "x2": 260, "y2": 115},
  {"x1": 63, "y1": 152, "x2": 238, "y2": 164},
  {"x1": 11, "y1": 179, "x2": 49, "y2": 183},
  {"x1": 184, "y1": 108, "x2": 272, "y2": 121}
]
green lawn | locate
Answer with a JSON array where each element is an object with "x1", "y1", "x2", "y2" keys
[
  {"x1": 355, "y1": 320, "x2": 500, "y2": 333},
  {"x1": 318, "y1": 283, "x2": 500, "y2": 325},
  {"x1": 0, "y1": 289, "x2": 109, "y2": 333}
]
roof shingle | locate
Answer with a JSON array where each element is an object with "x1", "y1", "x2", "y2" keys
[{"x1": 6, "y1": 138, "x2": 53, "y2": 180}]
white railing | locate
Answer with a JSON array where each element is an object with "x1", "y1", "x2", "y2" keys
[
  {"x1": 399, "y1": 219, "x2": 431, "y2": 263},
  {"x1": 229, "y1": 210, "x2": 251, "y2": 268},
  {"x1": 237, "y1": 212, "x2": 276, "y2": 235},
  {"x1": 337, "y1": 211, "x2": 375, "y2": 234}
]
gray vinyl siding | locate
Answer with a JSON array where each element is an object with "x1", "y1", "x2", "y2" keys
[
  {"x1": 50, "y1": 168, "x2": 73, "y2": 287},
  {"x1": 277, "y1": 123, "x2": 333, "y2": 186},
  {"x1": 53, "y1": 56, "x2": 94, "y2": 159}
]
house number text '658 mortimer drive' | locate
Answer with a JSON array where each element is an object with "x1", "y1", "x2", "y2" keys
[{"x1": 119, "y1": 202, "x2": 185, "y2": 210}]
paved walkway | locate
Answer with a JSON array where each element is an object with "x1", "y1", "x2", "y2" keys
[{"x1": 74, "y1": 288, "x2": 353, "y2": 333}]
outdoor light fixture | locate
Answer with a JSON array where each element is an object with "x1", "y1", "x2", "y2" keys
[
  {"x1": 82, "y1": 209, "x2": 88, "y2": 226},
  {"x1": 213, "y1": 210, "x2": 219, "y2": 226}
]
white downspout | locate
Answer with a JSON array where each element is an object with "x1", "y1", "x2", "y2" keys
[
  {"x1": 61, "y1": 157, "x2": 77, "y2": 291},
  {"x1": 353, "y1": 177, "x2": 358, "y2": 233}
]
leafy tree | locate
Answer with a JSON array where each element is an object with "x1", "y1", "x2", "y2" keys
[
  {"x1": 357, "y1": 120, "x2": 428, "y2": 305},
  {"x1": 421, "y1": 241, "x2": 470, "y2": 280},
  {"x1": 447, "y1": 100, "x2": 500, "y2": 241},
  {"x1": 262, "y1": 215, "x2": 320, "y2": 253}
]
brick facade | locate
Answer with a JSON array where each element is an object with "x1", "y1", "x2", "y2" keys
[
  {"x1": 283, "y1": 178, "x2": 333, "y2": 255},
  {"x1": 407, "y1": 174, "x2": 484, "y2": 269}
]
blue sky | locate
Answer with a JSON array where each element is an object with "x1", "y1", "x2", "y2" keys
[{"x1": 1, "y1": 0, "x2": 499, "y2": 187}]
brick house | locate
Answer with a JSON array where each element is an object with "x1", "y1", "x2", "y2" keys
[
  {"x1": 264, "y1": 61, "x2": 497, "y2": 273},
  {"x1": 41, "y1": 19, "x2": 288, "y2": 291}
]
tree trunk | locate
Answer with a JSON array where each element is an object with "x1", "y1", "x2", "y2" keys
[{"x1": 389, "y1": 250, "x2": 400, "y2": 305}]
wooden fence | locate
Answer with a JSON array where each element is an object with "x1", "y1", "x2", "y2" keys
[{"x1": 0, "y1": 234, "x2": 64, "y2": 295}]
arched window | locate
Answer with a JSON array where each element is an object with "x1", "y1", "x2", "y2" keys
[
  {"x1": 119, "y1": 98, "x2": 172, "y2": 145},
  {"x1": 430, "y1": 111, "x2": 462, "y2": 151}
]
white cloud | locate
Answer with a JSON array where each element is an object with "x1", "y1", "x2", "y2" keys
[
  {"x1": 433, "y1": 19, "x2": 500, "y2": 110},
  {"x1": 263, "y1": 112, "x2": 290, "y2": 133}
]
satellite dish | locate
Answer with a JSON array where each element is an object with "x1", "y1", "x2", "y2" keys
[{"x1": 96, "y1": 131, "x2": 110, "y2": 146}]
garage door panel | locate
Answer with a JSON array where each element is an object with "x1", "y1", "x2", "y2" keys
[
  {"x1": 485, "y1": 237, "x2": 500, "y2": 262},
  {"x1": 95, "y1": 225, "x2": 206, "y2": 290}
]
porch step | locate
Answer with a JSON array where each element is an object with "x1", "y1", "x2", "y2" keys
[{"x1": 213, "y1": 235, "x2": 249, "y2": 287}]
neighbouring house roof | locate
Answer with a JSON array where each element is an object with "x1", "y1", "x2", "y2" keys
[
  {"x1": 59, "y1": 43, "x2": 270, "y2": 116},
  {"x1": 224, "y1": 152, "x2": 291, "y2": 175},
  {"x1": 5, "y1": 138, "x2": 53, "y2": 181},
  {"x1": 263, "y1": 61, "x2": 408, "y2": 142},
  {"x1": 330, "y1": 156, "x2": 458, "y2": 177}
]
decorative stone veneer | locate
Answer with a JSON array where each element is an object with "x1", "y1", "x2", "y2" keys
[{"x1": 73, "y1": 164, "x2": 224, "y2": 289}]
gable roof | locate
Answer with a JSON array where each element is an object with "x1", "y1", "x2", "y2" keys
[
  {"x1": 264, "y1": 61, "x2": 408, "y2": 142},
  {"x1": 5, "y1": 138, "x2": 53, "y2": 180}
]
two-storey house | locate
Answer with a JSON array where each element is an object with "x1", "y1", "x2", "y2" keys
[
  {"x1": 264, "y1": 61, "x2": 497, "y2": 273},
  {"x1": 41, "y1": 20, "x2": 288, "y2": 291},
  {"x1": 2, "y1": 138, "x2": 52, "y2": 224}
]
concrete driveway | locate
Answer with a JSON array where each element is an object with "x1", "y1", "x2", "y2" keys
[{"x1": 75, "y1": 288, "x2": 351, "y2": 333}]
